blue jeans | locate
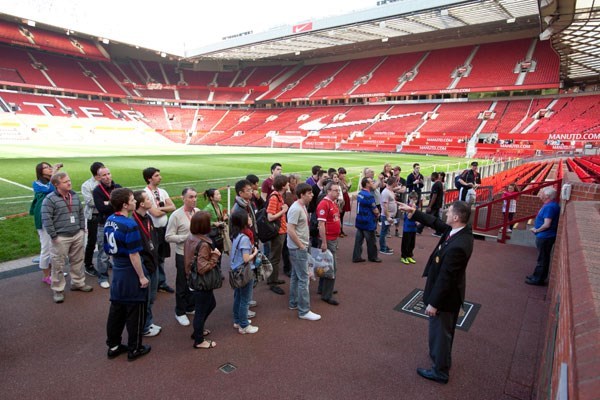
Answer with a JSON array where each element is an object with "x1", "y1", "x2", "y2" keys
[
  {"x1": 96, "y1": 224, "x2": 111, "y2": 282},
  {"x1": 143, "y1": 267, "x2": 159, "y2": 332},
  {"x1": 289, "y1": 248, "x2": 310, "y2": 316},
  {"x1": 233, "y1": 279, "x2": 254, "y2": 329},
  {"x1": 379, "y1": 216, "x2": 391, "y2": 251}
]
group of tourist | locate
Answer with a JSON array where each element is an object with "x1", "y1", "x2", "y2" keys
[{"x1": 30, "y1": 159, "x2": 560, "y2": 383}]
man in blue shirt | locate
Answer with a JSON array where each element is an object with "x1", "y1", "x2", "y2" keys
[
  {"x1": 526, "y1": 187, "x2": 560, "y2": 286},
  {"x1": 352, "y1": 177, "x2": 382, "y2": 263},
  {"x1": 104, "y1": 188, "x2": 151, "y2": 361}
]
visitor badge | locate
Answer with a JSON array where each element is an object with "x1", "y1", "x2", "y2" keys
[{"x1": 70, "y1": 215, "x2": 75, "y2": 224}]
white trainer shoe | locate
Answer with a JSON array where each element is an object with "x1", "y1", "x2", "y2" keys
[
  {"x1": 175, "y1": 314, "x2": 190, "y2": 326},
  {"x1": 233, "y1": 320, "x2": 252, "y2": 329},
  {"x1": 99, "y1": 281, "x2": 110, "y2": 289},
  {"x1": 247, "y1": 310, "x2": 256, "y2": 318},
  {"x1": 238, "y1": 324, "x2": 259, "y2": 334},
  {"x1": 299, "y1": 311, "x2": 321, "y2": 321},
  {"x1": 248, "y1": 300, "x2": 257, "y2": 308}
]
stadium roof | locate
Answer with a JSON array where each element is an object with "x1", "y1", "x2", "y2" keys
[
  {"x1": 186, "y1": 0, "x2": 543, "y2": 62},
  {"x1": 551, "y1": 0, "x2": 600, "y2": 81}
]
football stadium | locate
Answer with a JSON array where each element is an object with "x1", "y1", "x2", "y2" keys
[{"x1": 0, "y1": 0, "x2": 598, "y2": 398}]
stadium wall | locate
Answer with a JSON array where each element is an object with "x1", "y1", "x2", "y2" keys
[{"x1": 535, "y1": 173, "x2": 600, "y2": 400}]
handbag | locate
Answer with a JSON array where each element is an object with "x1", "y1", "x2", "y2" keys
[
  {"x1": 254, "y1": 251, "x2": 273, "y2": 281},
  {"x1": 228, "y1": 235, "x2": 254, "y2": 289},
  {"x1": 188, "y1": 240, "x2": 223, "y2": 291}
]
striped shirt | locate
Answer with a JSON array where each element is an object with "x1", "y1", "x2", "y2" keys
[{"x1": 41, "y1": 190, "x2": 85, "y2": 239}]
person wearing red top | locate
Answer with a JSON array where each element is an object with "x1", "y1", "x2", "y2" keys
[
  {"x1": 260, "y1": 162, "x2": 282, "y2": 202},
  {"x1": 316, "y1": 181, "x2": 341, "y2": 305},
  {"x1": 266, "y1": 174, "x2": 289, "y2": 295}
]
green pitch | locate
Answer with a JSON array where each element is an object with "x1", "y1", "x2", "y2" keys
[{"x1": 0, "y1": 143, "x2": 482, "y2": 262}]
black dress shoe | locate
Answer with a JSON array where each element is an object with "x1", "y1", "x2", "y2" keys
[
  {"x1": 322, "y1": 298, "x2": 339, "y2": 306},
  {"x1": 270, "y1": 285, "x2": 285, "y2": 295},
  {"x1": 525, "y1": 277, "x2": 546, "y2": 286},
  {"x1": 158, "y1": 285, "x2": 175, "y2": 293},
  {"x1": 369, "y1": 258, "x2": 383, "y2": 263},
  {"x1": 416, "y1": 368, "x2": 448, "y2": 384},
  {"x1": 107, "y1": 344, "x2": 128, "y2": 359},
  {"x1": 128, "y1": 344, "x2": 151, "y2": 361},
  {"x1": 352, "y1": 258, "x2": 366, "y2": 263}
]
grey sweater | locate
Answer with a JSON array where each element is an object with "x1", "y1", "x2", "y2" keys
[{"x1": 41, "y1": 190, "x2": 85, "y2": 239}]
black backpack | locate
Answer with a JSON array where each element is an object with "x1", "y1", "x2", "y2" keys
[
  {"x1": 309, "y1": 191, "x2": 327, "y2": 238},
  {"x1": 255, "y1": 194, "x2": 281, "y2": 242}
]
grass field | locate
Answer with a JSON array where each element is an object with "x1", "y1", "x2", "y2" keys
[{"x1": 0, "y1": 143, "x2": 485, "y2": 262}]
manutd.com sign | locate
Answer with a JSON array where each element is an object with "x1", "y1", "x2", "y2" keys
[{"x1": 548, "y1": 133, "x2": 600, "y2": 141}]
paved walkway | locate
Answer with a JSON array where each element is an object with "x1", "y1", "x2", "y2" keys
[{"x1": 0, "y1": 226, "x2": 547, "y2": 399}]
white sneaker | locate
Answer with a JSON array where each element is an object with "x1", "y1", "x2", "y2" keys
[
  {"x1": 247, "y1": 310, "x2": 256, "y2": 318},
  {"x1": 185, "y1": 310, "x2": 195, "y2": 315},
  {"x1": 248, "y1": 300, "x2": 257, "y2": 308},
  {"x1": 299, "y1": 311, "x2": 321, "y2": 321},
  {"x1": 149, "y1": 324, "x2": 162, "y2": 331},
  {"x1": 238, "y1": 324, "x2": 259, "y2": 334},
  {"x1": 143, "y1": 325, "x2": 161, "y2": 337},
  {"x1": 175, "y1": 314, "x2": 190, "y2": 326},
  {"x1": 99, "y1": 281, "x2": 110, "y2": 289},
  {"x1": 233, "y1": 320, "x2": 252, "y2": 329}
]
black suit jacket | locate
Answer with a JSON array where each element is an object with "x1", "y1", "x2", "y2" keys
[{"x1": 411, "y1": 210, "x2": 473, "y2": 313}]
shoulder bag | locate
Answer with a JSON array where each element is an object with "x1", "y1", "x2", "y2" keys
[
  {"x1": 228, "y1": 235, "x2": 254, "y2": 289},
  {"x1": 188, "y1": 240, "x2": 223, "y2": 291}
]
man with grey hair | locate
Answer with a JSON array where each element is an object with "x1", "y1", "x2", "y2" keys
[
  {"x1": 166, "y1": 187, "x2": 199, "y2": 325},
  {"x1": 525, "y1": 186, "x2": 560, "y2": 286},
  {"x1": 42, "y1": 172, "x2": 93, "y2": 303}
]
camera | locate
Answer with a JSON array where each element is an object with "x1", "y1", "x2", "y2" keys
[{"x1": 158, "y1": 201, "x2": 165, "y2": 207}]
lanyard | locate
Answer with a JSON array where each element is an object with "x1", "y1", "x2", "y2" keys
[
  {"x1": 184, "y1": 208, "x2": 195, "y2": 221},
  {"x1": 99, "y1": 183, "x2": 111, "y2": 199},
  {"x1": 147, "y1": 185, "x2": 161, "y2": 206},
  {"x1": 62, "y1": 192, "x2": 72, "y2": 213},
  {"x1": 133, "y1": 212, "x2": 151, "y2": 239}
]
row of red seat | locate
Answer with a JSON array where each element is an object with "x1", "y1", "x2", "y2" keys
[
  {"x1": 0, "y1": 20, "x2": 107, "y2": 60},
  {"x1": 0, "y1": 36, "x2": 560, "y2": 102}
]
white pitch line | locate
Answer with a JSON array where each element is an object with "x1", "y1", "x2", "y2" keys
[{"x1": 0, "y1": 177, "x2": 32, "y2": 191}]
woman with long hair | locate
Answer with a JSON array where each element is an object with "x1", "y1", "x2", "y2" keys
[
  {"x1": 203, "y1": 188, "x2": 230, "y2": 254},
  {"x1": 29, "y1": 161, "x2": 62, "y2": 284},
  {"x1": 184, "y1": 211, "x2": 221, "y2": 349},
  {"x1": 230, "y1": 209, "x2": 259, "y2": 334}
]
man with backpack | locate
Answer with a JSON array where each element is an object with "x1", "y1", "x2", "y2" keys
[
  {"x1": 456, "y1": 162, "x2": 481, "y2": 202},
  {"x1": 265, "y1": 175, "x2": 289, "y2": 295}
]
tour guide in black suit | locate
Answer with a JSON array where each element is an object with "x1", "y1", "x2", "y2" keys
[{"x1": 398, "y1": 200, "x2": 474, "y2": 384}]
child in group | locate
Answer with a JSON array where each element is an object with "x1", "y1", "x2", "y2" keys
[
  {"x1": 501, "y1": 183, "x2": 518, "y2": 232},
  {"x1": 400, "y1": 192, "x2": 419, "y2": 265},
  {"x1": 230, "y1": 209, "x2": 259, "y2": 334}
]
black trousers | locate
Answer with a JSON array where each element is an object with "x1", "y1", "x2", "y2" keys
[
  {"x1": 401, "y1": 232, "x2": 416, "y2": 258},
  {"x1": 282, "y1": 239, "x2": 291, "y2": 275},
  {"x1": 175, "y1": 254, "x2": 194, "y2": 316},
  {"x1": 192, "y1": 290, "x2": 216, "y2": 345},
  {"x1": 106, "y1": 301, "x2": 147, "y2": 350},
  {"x1": 532, "y1": 236, "x2": 556, "y2": 282},
  {"x1": 84, "y1": 214, "x2": 98, "y2": 267},
  {"x1": 428, "y1": 308, "x2": 460, "y2": 378}
]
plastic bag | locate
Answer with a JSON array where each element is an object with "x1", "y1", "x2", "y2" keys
[
  {"x1": 466, "y1": 188, "x2": 477, "y2": 204},
  {"x1": 308, "y1": 247, "x2": 335, "y2": 280}
]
